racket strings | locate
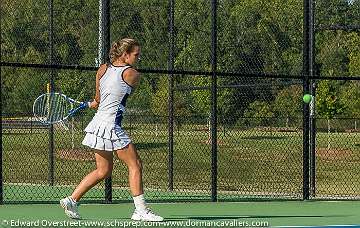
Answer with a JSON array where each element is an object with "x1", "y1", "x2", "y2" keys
[{"x1": 34, "y1": 93, "x2": 72, "y2": 123}]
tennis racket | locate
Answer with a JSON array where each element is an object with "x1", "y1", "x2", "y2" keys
[{"x1": 33, "y1": 92, "x2": 90, "y2": 124}]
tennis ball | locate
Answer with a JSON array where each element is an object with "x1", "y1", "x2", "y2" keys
[{"x1": 303, "y1": 94, "x2": 312, "y2": 103}]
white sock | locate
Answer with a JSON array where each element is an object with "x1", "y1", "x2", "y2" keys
[
  {"x1": 69, "y1": 196, "x2": 77, "y2": 204},
  {"x1": 133, "y1": 194, "x2": 147, "y2": 211}
]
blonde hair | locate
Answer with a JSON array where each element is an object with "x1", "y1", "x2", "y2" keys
[{"x1": 109, "y1": 38, "x2": 140, "y2": 63}]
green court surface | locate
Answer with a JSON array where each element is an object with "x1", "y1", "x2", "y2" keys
[{"x1": 1, "y1": 201, "x2": 360, "y2": 227}]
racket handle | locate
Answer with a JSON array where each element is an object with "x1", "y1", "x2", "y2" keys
[
  {"x1": 68, "y1": 102, "x2": 90, "y2": 117},
  {"x1": 79, "y1": 101, "x2": 90, "y2": 109}
]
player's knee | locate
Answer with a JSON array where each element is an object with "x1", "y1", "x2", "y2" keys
[{"x1": 97, "y1": 167, "x2": 112, "y2": 179}]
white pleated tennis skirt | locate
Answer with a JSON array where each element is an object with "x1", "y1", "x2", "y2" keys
[{"x1": 82, "y1": 116, "x2": 131, "y2": 151}]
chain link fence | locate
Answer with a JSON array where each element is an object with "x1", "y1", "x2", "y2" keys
[{"x1": 1, "y1": 0, "x2": 360, "y2": 203}]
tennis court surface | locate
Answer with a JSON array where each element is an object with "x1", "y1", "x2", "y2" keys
[{"x1": 1, "y1": 201, "x2": 360, "y2": 227}]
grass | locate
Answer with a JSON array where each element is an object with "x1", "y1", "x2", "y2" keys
[{"x1": 2, "y1": 122, "x2": 360, "y2": 202}]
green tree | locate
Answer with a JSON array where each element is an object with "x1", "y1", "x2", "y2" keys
[
  {"x1": 150, "y1": 76, "x2": 190, "y2": 117},
  {"x1": 273, "y1": 85, "x2": 302, "y2": 127},
  {"x1": 346, "y1": 32, "x2": 360, "y2": 76},
  {"x1": 188, "y1": 77, "x2": 211, "y2": 116},
  {"x1": 317, "y1": 80, "x2": 345, "y2": 149},
  {"x1": 243, "y1": 101, "x2": 275, "y2": 127},
  {"x1": 316, "y1": 0, "x2": 351, "y2": 26},
  {"x1": 315, "y1": 1, "x2": 357, "y2": 79},
  {"x1": 126, "y1": 76, "x2": 153, "y2": 113},
  {"x1": 216, "y1": 0, "x2": 303, "y2": 123},
  {"x1": 339, "y1": 82, "x2": 360, "y2": 118},
  {"x1": 317, "y1": 31, "x2": 350, "y2": 77},
  {"x1": 53, "y1": 0, "x2": 98, "y2": 65}
]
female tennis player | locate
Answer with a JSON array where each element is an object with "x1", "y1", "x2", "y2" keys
[{"x1": 60, "y1": 38, "x2": 163, "y2": 221}]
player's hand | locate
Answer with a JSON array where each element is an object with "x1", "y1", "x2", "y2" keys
[{"x1": 89, "y1": 99, "x2": 99, "y2": 109}]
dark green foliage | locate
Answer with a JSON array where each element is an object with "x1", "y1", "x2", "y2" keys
[{"x1": 1, "y1": 0, "x2": 359, "y2": 119}]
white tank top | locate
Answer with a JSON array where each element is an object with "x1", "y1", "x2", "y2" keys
[{"x1": 95, "y1": 65, "x2": 132, "y2": 126}]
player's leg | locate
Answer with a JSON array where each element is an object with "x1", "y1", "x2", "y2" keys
[
  {"x1": 60, "y1": 150, "x2": 113, "y2": 219},
  {"x1": 115, "y1": 143, "x2": 143, "y2": 196},
  {"x1": 115, "y1": 143, "x2": 163, "y2": 221},
  {"x1": 72, "y1": 150, "x2": 113, "y2": 200}
]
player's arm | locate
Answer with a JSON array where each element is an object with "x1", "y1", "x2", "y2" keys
[
  {"x1": 89, "y1": 64, "x2": 107, "y2": 109},
  {"x1": 123, "y1": 68, "x2": 140, "y2": 89}
]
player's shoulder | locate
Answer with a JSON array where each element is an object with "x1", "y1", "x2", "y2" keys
[
  {"x1": 96, "y1": 64, "x2": 108, "y2": 78},
  {"x1": 123, "y1": 66, "x2": 140, "y2": 87},
  {"x1": 123, "y1": 66, "x2": 139, "y2": 77},
  {"x1": 98, "y1": 64, "x2": 108, "y2": 74}
]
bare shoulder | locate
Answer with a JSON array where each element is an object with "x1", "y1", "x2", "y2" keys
[
  {"x1": 96, "y1": 64, "x2": 108, "y2": 79},
  {"x1": 123, "y1": 67, "x2": 139, "y2": 77},
  {"x1": 123, "y1": 67, "x2": 140, "y2": 87}
]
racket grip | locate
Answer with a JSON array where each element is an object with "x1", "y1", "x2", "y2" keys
[
  {"x1": 79, "y1": 101, "x2": 90, "y2": 109},
  {"x1": 68, "y1": 102, "x2": 88, "y2": 117}
]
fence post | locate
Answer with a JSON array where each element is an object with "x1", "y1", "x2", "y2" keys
[
  {"x1": 168, "y1": 0, "x2": 175, "y2": 191},
  {"x1": 48, "y1": 0, "x2": 55, "y2": 187},
  {"x1": 211, "y1": 0, "x2": 218, "y2": 202},
  {"x1": 302, "y1": 0, "x2": 314, "y2": 200},
  {"x1": 98, "y1": 0, "x2": 112, "y2": 203}
]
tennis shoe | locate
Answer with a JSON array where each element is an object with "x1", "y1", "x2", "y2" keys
[
  {"x1": 60, "y1": 196, "x2": 81, "y2": 219},
  {"x1": 131, "y1": 208, "x2": 164, "y2": 221}
]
